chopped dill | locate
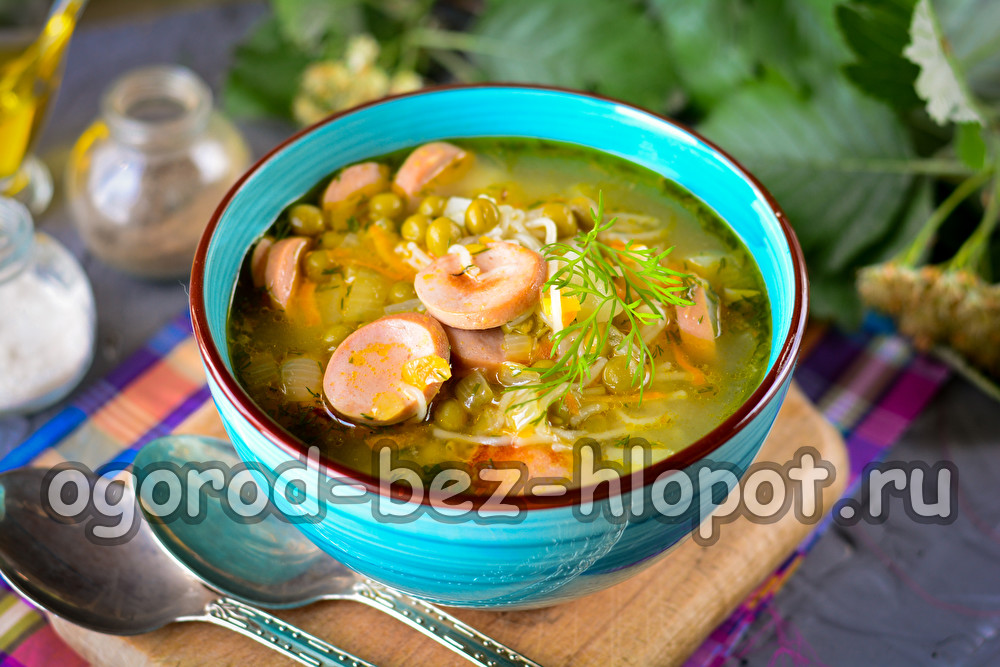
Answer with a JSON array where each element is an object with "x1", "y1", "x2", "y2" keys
[{"x1": 516, "y1": 192, "x2": 692, "y2": 405}]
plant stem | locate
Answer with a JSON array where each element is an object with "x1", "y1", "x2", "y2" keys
[
  {"x1": 897, "y1": 169, "x2": 994, "y2": 266},
  {"x1": 948, "y1": 172, "x2": 1000, "y2": 273},
  {"x1": 426, "y1": 48, "x2": 480, "y2": 82},
  {"x1": 827, "y1": 157, "x2": 977, "y2": 176},
  {"x1": 406, "y1": 27, "x2": 515, "y2": 59}
]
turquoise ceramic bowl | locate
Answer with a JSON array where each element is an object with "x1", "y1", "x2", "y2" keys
[{"x1": 191, "y1": 85, "x2": 807, "y2": 609}]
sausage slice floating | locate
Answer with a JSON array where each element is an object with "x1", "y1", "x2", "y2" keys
[
  {"x1": 393, "y1": 142, "x2": 470, "y2": 200},
  {"x1": 415, "y1": 241, "x2": 546, "y2": 330},
  {"x1": 265, "y1": 237, "x2": 310, "y2": 310},
  {"x1": 676, "y1": 279, "x2": 720, "y2": 364},
  {"x1": 250, "y1": 236, "x2": 274, "y2": 288},
  {"x1": 442, "y1": 324, "x2": 505, "y2": 372},
  {"x1": 323, "y1": 162, "x2": 390, "y2": 206},
  {"x1": 323, "y1": 313, "x2": 451, "y2": 425}
]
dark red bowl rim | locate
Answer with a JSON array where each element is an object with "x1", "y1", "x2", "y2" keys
[{"x1": 190, "y1": 83, "x2": 808, "y2": 511}]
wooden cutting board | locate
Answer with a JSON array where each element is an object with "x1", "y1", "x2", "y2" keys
[{"x1": 51, "y1": 382, "x2": 847, "y2": 666}]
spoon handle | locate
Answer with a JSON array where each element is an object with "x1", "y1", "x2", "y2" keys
[
  {"x1": 205, "y1": 597, "x2": 377, "y2": 667},
  {"x1": 353, "y1": 580, "x2": 542, "y2": 667}
]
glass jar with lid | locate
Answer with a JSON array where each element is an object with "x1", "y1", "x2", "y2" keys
[
  {"x1": 0, "y1": 197, "x2": 95, "y2": 415},
  {"x1": 66, "y1": 65, "x2": 250, "y2": 279}
]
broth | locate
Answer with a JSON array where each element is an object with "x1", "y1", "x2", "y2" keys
[{"x1": 227, "y1": 138, "x2": 771, "y2": 487}]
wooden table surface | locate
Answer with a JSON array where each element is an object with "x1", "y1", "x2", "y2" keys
[{"x1": 52, "y1": 382, "x2": 848, "y2": 666}]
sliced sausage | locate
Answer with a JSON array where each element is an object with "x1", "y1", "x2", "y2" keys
[
  {"x1": 323, "y1": 312, "x2": 451, "y2": 425},
  {"x1": 250, "y1": 236, "x2": 273, "y2": 288},
  {"x1": 442, "y1": 325, "x2": 505, "y2": 372},
  {"x1": 322, "y1": 162, "x2": 390, "y2": 206},
  {"x1": 676, "y1": 279, "x2": 720, "y2": 364},
  {"x1": 415, "y1": 242, "x2": 546, "y2": 330},
  {"x1": 265, "y1": 237, "x2": 311, "y2": 310},
  {"x1": 393, "y1": 142, "x2": 470, "y2": 200}
]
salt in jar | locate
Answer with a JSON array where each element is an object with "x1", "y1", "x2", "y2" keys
[{"x1": 0, "y1": 197, "x2": 95, "y2": 415}]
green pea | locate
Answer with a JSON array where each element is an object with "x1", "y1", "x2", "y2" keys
[
  {"x1": 426, "y1": 217, "x2": 461, "y2": 257},
  {"x1": 370, "y1": 216, "x2": 398, "y2": 234},
  {"x1": 548, "y1": 401, "x2": 571, "y2": 426},
  {"x1": 542, "y1": 202, "x2": 578, "y2": 238},
  {"x1": 319, "y1": 231, "x2": 345, "y2": 249},
  {"x1": 602, "y1": 355, "x2": 637, "y2": 395},
  {"x1": 433, "y1": 399, "x2": 468, "y2": 431},
  {"x1": 417, "y1": 195, "x2": 446, "y2": 217},
  {"x1": 388, "y1": 281, "x2": 417, "y2": 303},
  {"x1": 289, "y1": 204, "x2": 326, "y2": 236},
  {"x1": 304, "y1": 250, "x2": 336, "y2": 282},
  {"x1": 323, "y1": 324, "x2": 354, "y2": 350},
  {"x1": 324, "y1": 203, "x2": 358, "y2": 232},
  {"x1": 368, "y1": 192, "x2": 405, "y2": 221},
  {"x1": 455, "y1": 372, "x2": 494, "y2": 412},
  {"x1": 465, "y1": 199, "x2": 500, "y2": 235},
  {"x1": 400, "y1": 214, "x2": 430, "y2": 242}
]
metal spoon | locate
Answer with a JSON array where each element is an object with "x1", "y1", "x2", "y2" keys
[
  {"x1": 133, "y1": 434, "x2": 542, "y2": 667},
  {"x1": 0, "y1": 466, "x2": 375, "y2": 667}
]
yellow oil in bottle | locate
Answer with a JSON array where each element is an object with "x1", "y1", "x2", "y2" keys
[{"x1": 0, "y1": 1, "x2": 82, "y2": 184}]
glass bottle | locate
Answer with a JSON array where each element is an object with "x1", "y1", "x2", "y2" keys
[
  {"x1": 66, "y1": 65, "x2": 250, "y2": 279},
  {"x1": 0, "y1": 0, "x2": 86, "y2": 215},
  {"x1": 0, "y1": 197, "x2": 95, "y2": 416}
]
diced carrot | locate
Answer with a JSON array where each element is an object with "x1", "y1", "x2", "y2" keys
[
  {"x1": 565, "y1": 391, "x2": 581, "y2": 415},
  {"x1": 532, "y1": 338, "x2": 553, "y2": 362},
  {"x1": 673, "y1": 345, "x2": 706, "y2": 386}
]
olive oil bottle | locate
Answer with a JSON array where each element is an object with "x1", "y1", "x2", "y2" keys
[{"x1": 0, "y1": 0, "x2": 83, "y2": 187}]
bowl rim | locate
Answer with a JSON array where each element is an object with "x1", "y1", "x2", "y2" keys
[{"x1": 190, "y1": 83, "x2": 808, "y2": 511}]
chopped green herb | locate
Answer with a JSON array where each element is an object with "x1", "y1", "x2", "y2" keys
[{"x1": 515, "y1": 192, "x2": 692, "y2": 405}]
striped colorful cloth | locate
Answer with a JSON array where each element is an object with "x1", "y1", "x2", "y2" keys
[{"x1": 0, "y1": 311, "x2": 950, "y2": 666}]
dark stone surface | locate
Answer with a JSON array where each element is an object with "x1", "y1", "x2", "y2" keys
[
  {"x1": 3, "y1": 4, "x2": 1000, "y2": 666},
  {"x1": 731, "y1": 378, "x2": 1000, "y2": 666}
]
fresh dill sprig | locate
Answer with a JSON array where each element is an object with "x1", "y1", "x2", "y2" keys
[{"x1": 525, "y1": 192, "x2": 692, "y2": 404}]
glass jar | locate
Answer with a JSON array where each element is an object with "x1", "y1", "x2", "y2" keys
[
  {"x1": 0, "y1": 197, "x2": 95, "y2": 416},
  {"x1": 66, "y1": 65, "x2": 250, "y2": 279}
]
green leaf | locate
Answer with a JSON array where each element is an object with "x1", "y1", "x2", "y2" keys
[
  {"x1": 472, "y1": 0, "x2": 678, "y2": 111},
  {"x1": 955, "y1": 122, "x2": 987, "y2": 170},
  {"x1": 271, "y1": 0, "x2": 363, "y2": 56},
  {"x1": 860, "y1": 175, "x2": 934, "y2": 265},
  {"x1": 698, "y1": 76, "x2": 918, "y2": 327},
  {"x1": 903, "y1": 0, "x2": 983, "y2": 125},
  {"x1": 649, "y1": 0, "x2": 849, "y2": 109},
  {"x1": 836, "y1": 0, "x2": 922, "y2": 112},
  {"x1": 648, "y1": 0, "x2": 756, "y2": 109},
  {"x1": 936, "y1": 0, "x2": 1000, "y2": 102},
  {"x1": 222, "y1": 17, "x2": 313, "y2": 120},
  {"x1": 750, "y1": 0, "x2": 851, "y2": 90}
]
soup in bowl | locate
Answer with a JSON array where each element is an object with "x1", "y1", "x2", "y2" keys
[{"x1": 192, "y1": 86, "x2": 807, "y2": 608}]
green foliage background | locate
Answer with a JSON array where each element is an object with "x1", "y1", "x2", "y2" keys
[{"x1": 225, "y1": 0, "x2": 1000, "y2": 329}]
